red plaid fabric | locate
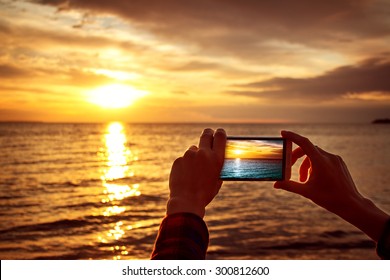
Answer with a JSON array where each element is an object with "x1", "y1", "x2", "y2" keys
[{"x1": 151, "y1": 212, "x2": 209, "y2": 260}]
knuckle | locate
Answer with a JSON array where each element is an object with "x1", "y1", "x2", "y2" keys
[
  {"x1": 326, "y1": 153, "x2": 342, "y2": 164},
  {"x1": 301, "y1": 136, "x2": 312, "y2": 147},
  {"x1": 335, "y1": 155, "x2": 343, "y2": 162},
  {"x1": 173, "y1": 157, "x2": 183, "y2": 166},
  {"x1": 301, "y1": 136, "x2": 309, "y2": 142},
  {"x1": 188, "y1": 145, "x2": 197, "y2": 151},
  {"x1": 183, "y1": 149, "x2": 196, "y2": 158}
]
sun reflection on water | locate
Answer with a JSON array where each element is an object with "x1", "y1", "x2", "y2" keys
[
  {"x1": 102, "y1": 122, "x2": 132, "y2": 181},
  {"x1": 100, "y1": 122, "x2": 140, "y2": 199},
  {"x1": 97, "y1": 122, "x2": 141, "y2": 259}
]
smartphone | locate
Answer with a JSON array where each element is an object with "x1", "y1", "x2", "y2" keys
[{"x1": 220, "y1": 137, "x2": 291, "y2": 181}]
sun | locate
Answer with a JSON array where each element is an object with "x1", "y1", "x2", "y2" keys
[
  {"x1": 234, "y1": 149, "x2": 243, "y2": 156},
  {"x1": 88, "y1": 84, "x2": 147, "y2": 109}
]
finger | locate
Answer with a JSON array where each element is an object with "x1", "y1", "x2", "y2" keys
[
  {"x1": 291, "y1": 146, "x2": 306, "y2": 165},
  {"x1": 281, "y1": 130, "x2": 320, "y2": 164},
  {"x1": 299, "y1": 156, "x2": 311, "y2": 182},
  {"x1": 170, "y1": 157, "x2": 183, "y2": 173},
  {"x1": 183, "y1": 148, "x2": 197, "y2": 159},
  {"x1": 212, "y1": 128, "x2": 227, "y2": 163},
  {"x1": 188, "y1": 145, "x2": 198, "y2": 152},
  {"x1": 199, "y1": 128, "x2": 214, "y2": 150},
  {"x1": 274, "y1": 180, "x2": 307, "y2": 196}
]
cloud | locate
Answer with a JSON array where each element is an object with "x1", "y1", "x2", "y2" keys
[
  {"x1": 166, "y1": 60, "x2": 257, "y2": 79},
  {"x1": 31, "y1": 0, "x2": 389, "y2": 36},
  {"x1": 231, "y1": 55, "x2": 390, "y2": 101},
  {"x1": 29, "y1": 0, "x2": 390, "y2": 61},
  {"x1": 0, "y1": 20, "x2": 136, "y2": 51},
  {"x1": 0, "y1": 64, "x2": 30, "y2": 78},
  {"x1": 187, "y1": 102, "x2": 390, "y2": 123},
  {"x1": 169, "y1": 61, "x2": 224, "y2": 72},
  {"x1": 2, "y1": 0, "x2": 389, "y2": 123},
  {"x1": 344, "y1": 92, "x2": 390, "y2": 101},
  {"x1": 0, "y1": 16, "x2": 155, "y2": 83}
]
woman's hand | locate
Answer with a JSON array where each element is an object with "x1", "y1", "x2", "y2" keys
[
  {"x1": 167, "y1": 128, "x2": 226, "y2": 218},
  {"x1": 274, "y1": 130, "x2": 389, "y2": 242}
]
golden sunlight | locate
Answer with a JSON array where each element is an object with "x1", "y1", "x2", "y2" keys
[
  {"x1": 90, "y1": 69, "x2": 140, "y2": 81},
  {"x1": 88, "y1": 84, "x2": 147, "y2": 109},
  {"x1": 99, "y1": 122, "x2": 140, "y2": 204},
  {"x1": 98, "y1": 122, "x2": 141, "y2": 259}
]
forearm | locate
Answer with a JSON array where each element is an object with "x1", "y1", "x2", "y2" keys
[{"x1": 335, "y1": 196, "x2": 389, "y2": 242}]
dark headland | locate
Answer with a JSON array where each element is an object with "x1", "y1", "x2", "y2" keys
[{"x1": 372, "y1": 118, "x2": 390, "y2": 124}]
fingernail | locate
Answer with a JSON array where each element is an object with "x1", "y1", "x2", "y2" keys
[{"x1": 201, "y1": 128, "x2": 214, "y2": 135}]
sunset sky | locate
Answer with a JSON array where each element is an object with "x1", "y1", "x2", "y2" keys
[
  {"x1": 1, "y1": 0, "x2": 389, "y2": 123},
  {"x1": 225, "y1": 139, "x2": 283, "y2": 159}
]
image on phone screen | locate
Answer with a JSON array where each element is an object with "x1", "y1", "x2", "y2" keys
[{"x1": 220, "y1": 137, "x2": 288, "y2": 181}]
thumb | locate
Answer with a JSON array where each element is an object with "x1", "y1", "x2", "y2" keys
[{"x1": 274, "y1": 180, "x2": 307, "y2": 196}]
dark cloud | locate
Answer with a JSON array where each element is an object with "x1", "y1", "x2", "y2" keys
[
  {"x1": 0, "y1": 62, "x2": 113, "y2": 86},
  {"x1": 0, "y1": 64, "x2": 30, "y2": 78},
  {"x1": 190, "y1": 103, "x2": 390, "y2": 123},
  {"x1": 0, "y1": 23, "x2": 131, "y2": 50},
  {"x1": 31, "y1": 0, "x2": 387, "y2": 34},
  {"x1": 170, "y1": 61, "x2": 223, "y2": 72},
  {"x1": 167, "y1": 60, "x2": 257, "y2": 78},
  {"x1": 72, "y1": 13, "x2": 91, "y2": 29},
  {"x1": 0, "y1": 18, "x2": 150, "y2": 57},
  {"x1": 29, "y1": 0, "x2": 390, "y2": 60},
  {"x1": 232, "y1": 55, "x2": 390, "y2": 100}
]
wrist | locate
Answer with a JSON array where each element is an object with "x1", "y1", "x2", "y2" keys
[
  {"x1": 336, "y1": 195, "x2": 389, "y2": 242},
  {"x1": 166, "y1": 197, "x2": 206, "y2": 218}
]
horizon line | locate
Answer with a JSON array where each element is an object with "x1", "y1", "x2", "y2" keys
[{"x1": 0, "y1": 120, "x2": 380, "y2": 125}]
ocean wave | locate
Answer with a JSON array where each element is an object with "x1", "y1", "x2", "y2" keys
[
  {"x1": 41, "y1": 179, "x2": 101, "y2": 188},
  {"x1": 262, "y1": 240, "x2": 375, "y2": 250},
  {"x1": 0, "y1": 210, "x2": 161, "y2": 240}
]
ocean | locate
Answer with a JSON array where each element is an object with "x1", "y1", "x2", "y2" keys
[
  {"x1": 0, "y1": 122, "x2": 389, "y2": 260},
  {"x1": 221, "y1": 159, "x2": 283, "y2": 180}
]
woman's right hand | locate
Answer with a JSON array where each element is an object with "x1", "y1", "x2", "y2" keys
[{"x1": 274, "y1": 130, "x2": 389, "y2": 242}]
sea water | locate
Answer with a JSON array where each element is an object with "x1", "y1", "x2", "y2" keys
[
  {"x1": 0, "y1": 123, "x2": 389, "y2": 259},
  {"x1": 221, "y1": 159, "x2": 283, "y2": 180}
]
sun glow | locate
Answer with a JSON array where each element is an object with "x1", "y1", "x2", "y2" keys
[
  {"x1": 89, "y1": 69, "x2": 140, "y2": 81},
  {"x1": 88, "y1": 84, "x2": 147, "y2": 109}
]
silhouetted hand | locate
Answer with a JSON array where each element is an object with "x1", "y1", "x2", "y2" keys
[
  {"x1": 167, "y1": 128, "x2": 226, "y2": 218},
  {"x1": 274, "y1": 130, "x2": 389, "y2": 242}
]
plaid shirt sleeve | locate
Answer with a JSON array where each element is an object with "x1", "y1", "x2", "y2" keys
[{"x1": 151, "y1": 212, "x2": 209, "y2": 260}]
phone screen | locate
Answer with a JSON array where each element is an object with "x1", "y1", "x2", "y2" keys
[{"x1": 220, "y1": 137, "x2": 290, "y2": 181}]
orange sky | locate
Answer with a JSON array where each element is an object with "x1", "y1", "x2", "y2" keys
[
  {"x1": 0, "y1": 0, "x2": 389, "y2": 123},
  {"x1": 226, "y1": 139, "x2": 283, "y2": 159}
]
